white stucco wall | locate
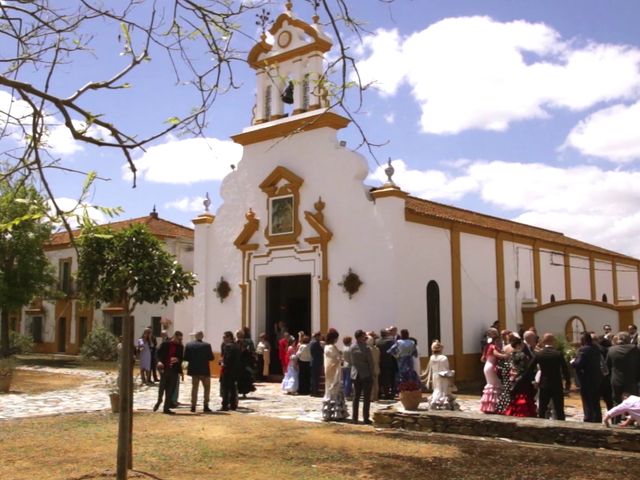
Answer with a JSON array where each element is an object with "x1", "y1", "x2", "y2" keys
[
  {"x1": 394, "y1": 221, "x2": 453, "y2": 354},
  {"x1": 197, "y1": 125, "x2": 407, "y2": 348},
  {"x1": 503, "y1": 241, "x2": 534, "y2": 331},
  {"x1": 595, "y1": 259, "x2": 613, "y2": 303},
  {"x1": 617, "y1": 263, "x2": 639, "y2": 302},
  {"x1": 534, "y1": 303, "x2": 618, "y2": 338},
  {"x1": 460, "y1": 233, "x2": 497, "y2": 354},
  {"x1": 570, "y1": 255, "x2": 591, "y2": 300},
  {"x1": 540, "y1": 250, "x2": 565, "y2": 303}
]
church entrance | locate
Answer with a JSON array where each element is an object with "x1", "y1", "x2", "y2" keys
[{"x1": 265, "y1": 274, "x2": 311, "y2": 374}]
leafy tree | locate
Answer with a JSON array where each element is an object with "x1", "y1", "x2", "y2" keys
[
  {"x1": 0, "y1": 180, "x2": 53, "y2": 357},
  {"x1": 76, "y1": 222, "x2": 197, "y2": 480}
]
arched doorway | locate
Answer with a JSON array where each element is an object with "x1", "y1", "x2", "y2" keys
[
  {"x1": 565, "y1": 316, "x2": 586, "y2": 344},
  {"x1": 426, "y1": 281, "x2": 441, "y2": 353}
]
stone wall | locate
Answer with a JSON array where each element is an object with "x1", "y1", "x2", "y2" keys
[{"x1": 373, "y1": 407, "x2": 640, "y2": 452}]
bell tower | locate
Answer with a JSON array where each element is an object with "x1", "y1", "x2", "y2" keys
[{"x1": 232, "y1": 1, "x2": 349, "y2": 146}]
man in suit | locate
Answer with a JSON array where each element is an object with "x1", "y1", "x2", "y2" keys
[
  {"x1": 606, "y1": 331, "x2": 640, "y2": 407},
  {"x1": 154, "y1": 331, "x2": 184, "y2": 414},
  {"x1": 528, "y1": 333, "x2": 570, "y2": 420},
  {"x1": 219, "y1": 331, "x2": 241, "y2": 411},
  {"x1": 184, "y1": 330, "x2": 214, "y2": 413},
  {"x1": 350, "y1": 329, "x2": 374, "y2": 425},
  {"x1": 377, "y1": 329, "x2": 397, "y2": 399},
  {"x1": 309, "y1": 331, "x2": 323, "y2": 396}
]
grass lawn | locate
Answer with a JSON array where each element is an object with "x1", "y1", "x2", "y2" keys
[{"x1": 1, "y1": 411, "x2": 638, "y2": 480}]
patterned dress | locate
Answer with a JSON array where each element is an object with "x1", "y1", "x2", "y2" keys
[
  {"x1": 322, "y1": 344, "x2": 349, "y2": 421},
  {"x1": 504, "y1": 351, "x2": 537, "y2": 417}
]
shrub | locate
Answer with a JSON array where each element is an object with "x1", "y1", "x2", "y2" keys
[
  {"x1": 81, "y1": 327, "x2": 118, "y2": 361},
  {"x1": 9, "y1": 331, "x2": 34, "y2": 355}
]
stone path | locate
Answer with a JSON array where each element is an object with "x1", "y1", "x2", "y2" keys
[{"x1": 0, "y1": 366, "x2": 584, "y2": 423}]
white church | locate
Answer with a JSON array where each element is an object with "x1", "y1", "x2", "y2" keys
[{"x1": 187, "y1": 4, "x2": 640, "y2": 381}]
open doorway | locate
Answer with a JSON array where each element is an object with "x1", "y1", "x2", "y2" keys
[{"x1": 266, "y1": 274, "x2": 311, "y2": 374}]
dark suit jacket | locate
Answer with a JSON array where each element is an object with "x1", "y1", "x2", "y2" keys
[
  {"x1": 350, "y1": 343, "x2": 374, "y2": 380},
  {"x1": 606, "y1": 344, "x2": 640, "y2": 393},
  {"x1": 310, "y1": 339, "x2": 323, "y2": 367},
  {"x1": 184, "y1": 340, "x2": 214, "y2": 376},
  {"x1": 221, "y1": 341, "x2": 242, "y2": 380},
  {"x1": 529, "y1": 346, "x2": 569, "y2": 392},
  {"x1": 156, "y1": 340, "x2": 184, "y2": 373},
  {"x1": 572, "y1": 344, "x2": 602, "y2": 387}
]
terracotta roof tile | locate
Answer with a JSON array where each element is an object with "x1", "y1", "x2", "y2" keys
[
  {"x1": 46, "y1": 215, "x2": 194, "y2": 249},
  {"x1": 405, "y1": 196, "x2": 638, "y2": 262}
]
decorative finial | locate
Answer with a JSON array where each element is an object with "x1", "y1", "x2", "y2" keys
[
  {"x1": 307, "y1": 0, "x2": 320, "y2": 22},
  {"x1": 246, "y1": 208, "x2": 256, "y2": 221},
  {"x1": 203, "y1": 192, "x2": 211, "y2": 213},
  {"x1": 150, "y1": 205, "x2": 159, "y2": 219},
  {"x1": 286, "y1": 1, "x2": 293, "y2": 12},
  {"x1": 256, "y1": 8, "x2": 271, "y2": 36},
  {"x1": 314, "y1": 196, "x2": 325, "y2": 213},
  {"x1": 384, "y1": 158, "x2": 396, "y2": 186}
]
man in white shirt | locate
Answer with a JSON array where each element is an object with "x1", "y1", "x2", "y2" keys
[{"x1": 603, "y1": 394, "x2": 640, "y2": 427}]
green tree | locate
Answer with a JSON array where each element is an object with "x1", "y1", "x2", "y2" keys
[
  {"x1": 76, "y1": 222, "x2": 196, "y2": 480},
  {"x1": 0, "y1": 180, "x2": 53, "y2": 357}
]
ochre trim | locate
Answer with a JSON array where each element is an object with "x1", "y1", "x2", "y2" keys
[
  {"x1": 612, "y1": 259, "x2": 618, "y2": 304},
  {"x1": 450, "y1": 227, "x2": 464, "y2": 375},
  {"x1": 234, "y1": 210, "x2": 261, "y2": 328},
  {"x1": 496, "y1": 234, "x2": 506, "y2": 331},
  {"x1": 590, "y1": 255, "x2": 597, "y2": 301},
  {"x1": 247, "y1": 13, "x2": 332, "y2": 69},
  {"x1": 260, "y1": 166, "x2": 303, "y2": 247},
  {"x1": 231, "y1": 111, "x2": 350, "y2": 146},
  {"x1": 371, "y1": 187, "x2": 408, "y2": 200},
  {"x1": 192, "y1": 213, "x2": 215, "y2": 225},
  {"x1": 522, "y1": 308, "x2": 535, "y2": 330},
  {"x1": 524, "y1": 298, "x2": 631, "y2": 313},
  {"x1": 619, "y1": 309, "x2": 634, "y2": 331},
  {"x1": 406, "y1": 211, "x2": 498, "y2": 239},
  {"x1": 533, "y1": 242, "x2": 542, "y2": 304},
  {"x1": 564, "y1": 249, "x2": 572, "y2": 300},
  {"x1": 303, "y1": 197, "x2": 332, "y2": 332}
]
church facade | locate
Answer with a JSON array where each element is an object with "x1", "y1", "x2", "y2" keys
[{"x1": 188, "y1": 5, "x2": 640, "y2": 380}]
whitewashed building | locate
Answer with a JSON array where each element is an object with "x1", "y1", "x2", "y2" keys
[
  {"x1": 19, "y1": 209, "x2": 194, "y2": 354},
  {"x1": 188, "y1": 5, "x2": 640, "y2": 380}
]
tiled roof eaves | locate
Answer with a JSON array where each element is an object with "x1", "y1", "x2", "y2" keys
[{"x1": 405, "y1": 196, "x2": 639, "y2": 263}]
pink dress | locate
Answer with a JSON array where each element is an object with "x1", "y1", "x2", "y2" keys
[{"x1": 480, "y1": 344, "x2": 502, "y2": 413}]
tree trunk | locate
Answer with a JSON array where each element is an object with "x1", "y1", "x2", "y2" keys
[
  {"x1": 116, "y1": 308, "x2": 134, "y2": 480},
  {"x1": 0, "y1": 308, "x2": 9, "y2": 357}
]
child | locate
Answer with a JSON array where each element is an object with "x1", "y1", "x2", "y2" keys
[{"x1": 281, "y1": 354, "x2": 299, "y2": 394}]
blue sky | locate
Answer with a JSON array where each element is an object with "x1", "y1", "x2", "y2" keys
[{"x1": 2, "y1": 1, "x2": 640, "y2": 257}]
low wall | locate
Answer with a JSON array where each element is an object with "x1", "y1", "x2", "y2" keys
[{"x1": 373, "y1": 407, "x2": 640, "y2": 452}]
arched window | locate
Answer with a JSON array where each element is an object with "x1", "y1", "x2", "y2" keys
[
  {"x1": 550, "y1": 294, "x2": 556, "y2": 303},
  {"x1": 426, "y1": 280, "x2": 441, "y2": 353},
  {"x1": 602, "y1": 294, "x2": 608, "y2": 303},
  {"x1": 565, "y1": 316, "x2": 586, "y2": 344}
]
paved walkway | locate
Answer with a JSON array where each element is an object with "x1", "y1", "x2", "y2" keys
[{"x1": 0, "y1": 366, "x2": 584, "y2": 423}]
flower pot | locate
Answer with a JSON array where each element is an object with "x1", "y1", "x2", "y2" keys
[
  {"x1": 109, "y1": 393, "x2": 120, "y2": 413},
  {"x1": 0, "y1": 374, "x2": 11, "y2": 393},
  {"x1": 399, "y1": 390, "x2": 422, "y2": 410}
]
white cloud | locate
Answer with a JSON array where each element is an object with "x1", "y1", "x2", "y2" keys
[
  {"x1": 370, "y1": 159, "x2": 640, "y2": 257},
  {"x1": 125, "y1": 136, "x2": 243, "y2": 184},
  {"x1": 383, "y1": 112, "x2": 395, "y2": 124},
  {"x1": 164, "y1": 196, "x2": 206, "y2": 213},
  {"x1": 563, "y1": 100, "x2": 640, "y2": 162},
  {"x1": 1, "y1": 89, "x2": 113, "y2": 155},
  {"x1": 356, "y1": 17, "x2": 640, "y2": 134},
  {"x1": 48, "y1": 197, "x2": 108, "y2": 227}
]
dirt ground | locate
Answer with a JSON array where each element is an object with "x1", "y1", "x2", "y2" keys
[
  {"x1": 1, "y1": 410, "x2": 638, "y2": 480},
  {"x1": 8, "y1": 369, "x2": 91, "y2": 394}
]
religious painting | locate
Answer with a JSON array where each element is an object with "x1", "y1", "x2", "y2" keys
[{"x1": 269, "y1": 195, "x2": 294, "y2": 235}]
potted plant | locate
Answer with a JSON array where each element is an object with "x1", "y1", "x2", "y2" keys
[
  {"x1": 104, "y1": 372, "x2": 120, "y2": 413},
  {"x1": 397, "y1": 379, "x2": 422, "y2": 410},
  {"x1": 0, "y1": 357, "x2": 16, "y2": 393}
]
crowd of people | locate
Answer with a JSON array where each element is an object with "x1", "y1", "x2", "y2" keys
[
  {"x1": 479, "y1": 323, "x2": 640, "y2": 427},
  {"x1": 139, "y1": 319, "x2": 640, "y2": 428}
]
